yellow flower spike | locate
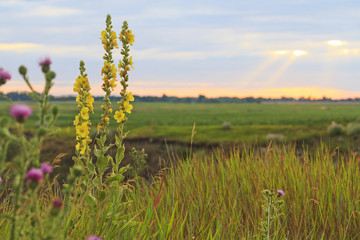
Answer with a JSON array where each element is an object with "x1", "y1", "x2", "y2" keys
[
  {"x1": 81, "y1": 107, "x2": 89, "y2": 120},
  {"x1": 114, "y1": 110, "x2": 125, "y2": 122},
  {"x1": 129, "y1": 56, "x2": 134, "y2": 69}
]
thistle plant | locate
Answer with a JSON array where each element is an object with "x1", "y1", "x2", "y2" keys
[
  {"x1": 259, "y1": 189, "x2": 286, "y2": 240},
  {"x1": 0, "y1": 59, "x2": 82, "y2": 240}
]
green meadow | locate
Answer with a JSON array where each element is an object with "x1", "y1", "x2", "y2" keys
[{"x1": 1, "y1": 101, "x2": 360, "y2": 143}]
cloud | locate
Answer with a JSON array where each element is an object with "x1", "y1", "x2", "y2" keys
[
  {"x1": 26, "y1": 6, "x2": 80, "y2": 17},
  {"x1": 0, "y1": 43, "x2": 102, "y2": 58}
]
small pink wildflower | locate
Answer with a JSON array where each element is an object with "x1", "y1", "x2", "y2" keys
[
  {"x1": 52, "y1": 198, "x2": 63, "y2": 209},
  {"x1": 39, "y1": 57, "x2": 52, "y2": 67},
  {"x1": 88, "y1": 236, "x2": 102, "y2": 240},
  {"x1": 41, "y1": 163, "x2": 52, "y2": 174},
  {"x1": 10, "y1": 104, "x2": 32, "y2": 123},
  {"x1": 0, "y1": 177, "x2": 2, "y2": 185},
  {"x1": 277, "y1": 190, "x2": 285, "y2": 196},
  {"x1": 26, "y1": 168, "x2": 43, "y2": 182}
]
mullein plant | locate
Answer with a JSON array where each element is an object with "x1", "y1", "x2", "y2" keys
[{"x1": 73, "y1": 14, "x2": 134, "y2": 203}]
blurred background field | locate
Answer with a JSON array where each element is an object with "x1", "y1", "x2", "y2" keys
[{"x1": 2, "y1": 101, "x2": 360, "y2": 143}]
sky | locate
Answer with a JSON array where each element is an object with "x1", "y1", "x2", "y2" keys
[{"x1": 1, "y1": 0, "x2": 360, "y2": 99}]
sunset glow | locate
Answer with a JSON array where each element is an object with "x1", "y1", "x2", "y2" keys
[
  {"x1": 327, "y1": 40, "x2": 345, "y2": 46},
  {"x1": 292, "y1": 50, "x2": 308, "y2": 57}
]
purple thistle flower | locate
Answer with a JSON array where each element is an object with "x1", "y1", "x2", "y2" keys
[
  {"x1": 26, "y1": 168, "x2": 43, "y2": 182},
  {"x1": 0, "y1": 69, "x2": 11, "y2": 81},
  {"x1": 39, "y1": 57, "x2": 52, "y2": 67},
  {"x1": 0, "y1": 68, "x2": 11, "y2": 85},
  {"x1": 41, "y1": 163, "x2": 52, "y2": 174},
  {"x1": 277, "y1": 189, "x2": 285, "y2": 196},
  {"x1": 0, "y1": 177, "x2": 2, "y2": 185},
  {"x1": 10, "y1": 104, "x2": 32, "y2": 123},
  {"x1": 88, "y1": 236, "x2": 102, "y2": 240},
  {"x1": 52, "y1": 198, "x2": 63, "y2": 209}
]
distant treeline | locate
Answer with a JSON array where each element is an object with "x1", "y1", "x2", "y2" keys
[{"x1": 2, "y1": 91, "x2": 360, "y2": 103}]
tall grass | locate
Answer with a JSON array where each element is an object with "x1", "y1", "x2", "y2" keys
[
  {"x1": 124, "y1": 143, "x2": 360, "y2": 239},
  {"x1": 1, "y1": 143, "x2": 359, "y2": 239}
]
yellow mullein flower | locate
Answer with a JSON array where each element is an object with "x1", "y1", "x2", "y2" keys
[
  {"x1": 120, "y1": 70, "x2": 124, "y2": 77},
  {"x1": 73, "y1": 81, "x2": 81, "y2": 93},
  {"x1": 109, "y1": 108, "x2": 113, "y2": 113},
  {"x1": 80, "y1": 139, "x2": 87, "y2": 154},
  {"x1": 125, "y1": 66, "x2": 130, "y2": 71},
  {"x1": 111, "y1": 64, "x2": 117, "y2": 77},
  {"x1": 111, "y1": 31, "x2": 119, "y2": 48},
  {"x1": 105, "y1": 117, "x2": 110, "y2": 122},
  {"x1": 129, "y1": 56, "x2": 134, "y2": 69},
  {"x1": 126, "y1": 30, "x2": 135, "y2": 46},
  {"x1": 81, "y1": 107, "x2": 89, "y2": 120},
  {"x1": 127, "y1": 92, "x2": 134, "y2": 102},
  {"x1": 76, "y1": 96, "x2": 80, "y2": 102},
  {"x1": 86, "y1": 94, "x2": 94, "y2": 112},
  {"x1": 76, "y1": 122, "x2": 89, "y2": 138},
  {"x1": 73, "y1": 115, "x2": 79, "y2": 126},
  {"x1": 124, "y1": 101, "x2": 133, "y2": 113},
  {"x1": 109, "y1": 78, "x2": 117, "y2": 90},
  {"x1": 101, "y1": 61, "x2": 111, "y2": 75},
  {"x1": 114, "y1": 110, "x2": 125, "y2": 123}
]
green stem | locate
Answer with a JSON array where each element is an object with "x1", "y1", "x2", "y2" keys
[
  {"x1": 10, "y1": 126, "x2": 27, "y2": 240},
  {"x1": 267, "y1": 198, "x2": 272, "y2": 240}
]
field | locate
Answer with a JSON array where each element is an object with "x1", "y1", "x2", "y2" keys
[
  {"x1": 2, "y1": 101, "x2": 360, "y2": 239},
  {"x1": 2, "y1": 101, "x2": 360, "y2": 143}
]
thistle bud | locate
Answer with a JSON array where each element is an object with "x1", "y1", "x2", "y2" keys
[{"x1": 19, "y1": 65, "x2": 27, "y2": 75}]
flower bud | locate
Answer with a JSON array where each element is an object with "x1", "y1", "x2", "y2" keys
[
  {"x1": 37, "y1": 127, "x2": 47, "y2": 138},
  {"x1": 46, "y1": 71, "x2": 56, "y2": 82},
  {"x1": 52, "y1": 105, "x2": 59, "y2": 117},
  {"x1": 18, "y1": 65, "x2": 27, "y2": 75}
]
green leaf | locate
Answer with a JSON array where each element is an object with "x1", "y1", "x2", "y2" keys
[
  {"x1": 85, "y1": 192, "x2": 97, "y2": 206},
  {"x1": 115, "y1": 146, "x2": 125, "y2": 164},
  {"x1": 106, "y1": 173, "x2": 124, "y2": 183},
  {"x1": 118, "y1": 164, "x2": 129, "y2": 175},
  {"x1": 94, "y1": 147, "x2": 101, "y2": 158},
  {"x1": 97, "y1": 156, "x2": 108, "y2": 176},
  {"x1": 87, "y1": 161, "x2": 96, "y2": 173}
]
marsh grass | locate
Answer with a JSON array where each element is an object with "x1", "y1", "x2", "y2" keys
[{"x1": 124, "y1": 143, "x2": 360, "y2": 239}]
